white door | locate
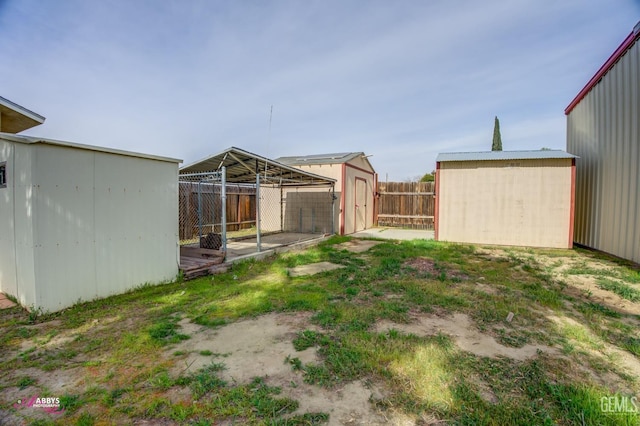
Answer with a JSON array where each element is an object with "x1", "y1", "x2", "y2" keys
[{"x1": 355, "y1": 178, "x2": 367, "y2": 232}]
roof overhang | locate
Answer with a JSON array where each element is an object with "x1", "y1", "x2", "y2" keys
[
  {"x1": 0, "y1": 96, "x2": 46, "y2": 133},
  {"x1": 276, "y1": 151, "x2": 376, "y2": 173},
  {"x1": 565, "y1": 21, "x2": 640, "y2": 115},
  {"x1": 0, "y1": 133, "x2": 182, "y2": 164},
  {"x1": 436, "y1": 150, "x2": 578, "y2": 163},
  {"x1": 180, "y1": 147, "x2": 336, "y2": 186},
  {"x1": 277, "y1": 152, "x2": 362, "y2": 166}
]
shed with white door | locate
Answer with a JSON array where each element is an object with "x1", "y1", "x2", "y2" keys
[
  {"x1": 0, "y1": 98, "x2": 180, "y2": 312},
  {"x1": 276, "y1": 152, "x2": 377, "y2": 235}
]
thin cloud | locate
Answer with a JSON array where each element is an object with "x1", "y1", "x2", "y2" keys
[{"x1": 1, "y1": 0, "x2": 637, "y2": 180}]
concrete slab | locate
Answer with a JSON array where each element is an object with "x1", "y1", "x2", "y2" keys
[
  {"x1": 351, "y1": 227, "x2": 434, "y2": 241},
  {"x1": 288, "y1": 261, "x2": 345, "y2": 277},
  {"x1": 337, "y1": 239, "x2": 383, "y2": 253},
  {"x1": 0, "y1": 293, "x2": 17, "y2": 309},
  {"x1": 226, "y1": 232, "x2": 324, "y2": 260}
]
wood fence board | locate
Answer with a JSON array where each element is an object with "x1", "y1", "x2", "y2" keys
[{"x1": 377, "y1": 182, "x2": 435, "y2": 229}]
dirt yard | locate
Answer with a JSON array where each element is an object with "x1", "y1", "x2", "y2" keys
[{"x1": 1, "y1": 238, "x2": 639, "y2": 425}]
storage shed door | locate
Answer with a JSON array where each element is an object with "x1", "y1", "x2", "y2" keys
[{"x1": 355, "y1": 178, "x2": 367, "y2": 232}]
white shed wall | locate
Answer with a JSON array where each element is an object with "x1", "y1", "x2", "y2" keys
[
  {"x1": 0, "y1": 140, "x2": 38, "y2": 307},
  {"x1": 13, "y1": 142, "x2": 38, "y2": 308},
  {"x1": 31, "y1": 144, "x2": 179, "y2": 311},
  {"x1": 0, "y1": 139, "x2": 18, "y2": 298},
  {"x1": 437, "y1": 159, "x2": 574, "y2": 248}
]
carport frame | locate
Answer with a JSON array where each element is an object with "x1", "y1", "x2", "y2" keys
[{"x1": 179, "y1": 147, "x2": 337, "y2": 253}]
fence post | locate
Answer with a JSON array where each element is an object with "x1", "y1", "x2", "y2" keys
[
  {"x1": 198, "y1": 181, "x2": 203, "y2": 244},
  {"x1": 256, "y1": 173, "x2": 261, "y2": 252},
  {"x1": 221, "y1": 166, "x2": 227, "y2": 253},
  {"x1": 331, "y1": 185, "x2": 336, "y2": 235}
]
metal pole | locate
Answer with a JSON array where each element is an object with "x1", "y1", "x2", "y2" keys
[
  {"x1": 221, "y1": 166, "x2": 227, "y2": 252},
  {"x1": 256, "y1": 173, "x2": 261, "y2": 252},
  {"x1": 331, "y1": 185, "x2": 336, "y2": 235},
  {"x1": 198, "y1": 181, "x2": 203, "y2": 245}
]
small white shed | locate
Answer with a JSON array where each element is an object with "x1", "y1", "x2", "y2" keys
[
  {"x1": 435, "y1": 150, "x2": 576, "y2": 249},
  {"x1": 276, "y1": 152, "x2": 377, "y2": 235},
  {"x1": 0, "y1": 103, "x2": 180, "y2": 312}
]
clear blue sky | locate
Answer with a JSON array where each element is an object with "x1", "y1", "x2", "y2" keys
[{"x1": 1, "y1": 0, "x2": 638, "y2": 180}]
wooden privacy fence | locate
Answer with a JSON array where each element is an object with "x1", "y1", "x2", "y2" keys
[
  {"x1": 376, "y1": 181, "x2": 435, "y2": 229},
  {"x1": 179, "y1": 182, "x2": 256, "y2": 241}
]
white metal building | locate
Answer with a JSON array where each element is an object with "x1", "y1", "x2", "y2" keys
[
  {"x1": 566, "y1": 22, "x2": 640, "y2": 264},
  {"x1": 435, "y1": 150, "x2": 576, "y2": 249},
  {"x1": 0, "y1": 99, "x2": 181, "y2": 312}
]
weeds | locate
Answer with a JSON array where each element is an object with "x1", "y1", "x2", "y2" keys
[
  {"x1": 597, "y1": 278, "x2": 640, "y2": 302},
  {"x1": 3, "y1": 236, "x2": 640, "y2": 425}
]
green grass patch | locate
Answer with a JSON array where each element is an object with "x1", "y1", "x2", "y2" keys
[
  {"x1": 597, "y1": 278, "x2": 640, "y2": 302},
  {"x1": 4, "y1": 236, "x2": 640, "y2": 425}
]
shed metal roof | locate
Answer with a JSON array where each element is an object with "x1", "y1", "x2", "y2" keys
[
  {"x1": 0, "y1": 96, "x2": 46, "y2": 133},
  {"x1": 436, "y1": 150, "x2": 577, "y2": 163},
  {"x1": 180, "y1": 147, "x2": 336, "y2": 186},
  {"x1": 0, "y1": 133, "x2": 181, "y2": 164},
  {"x1": 275, "y1": 152, "x2": 364, "y2": 166},
  {"x1": 565, "y1": 21, "x2": 640, "y2": 115}
]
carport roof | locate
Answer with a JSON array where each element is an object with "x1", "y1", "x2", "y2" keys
[
  {"x1": 436, "y1": 150, "x2": 578, "y2": 163},
  {"x1": 276, "y1": 152, "x2": 364, "y2": 166},
  {"x1": 180, "y1": 146, "x2": 336, "y2": 186}
]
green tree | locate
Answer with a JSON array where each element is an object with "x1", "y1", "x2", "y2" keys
[
  {"x1": 420, "y1": 171, "x2": 435, "y2": 182},
  {"x1": 492, "y1": 116, "x2": 502, "y2": 151}
]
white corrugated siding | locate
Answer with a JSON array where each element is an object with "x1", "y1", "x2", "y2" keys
[
  {"x1": 567, "y1": 40, "x2": 640, "y2": 264},
  {"x1": 30, "y1": 144, "x2": 179, "y2": 311},
  {"x1": 0, "y1": 140, "x2": 18, "y2": 298}
]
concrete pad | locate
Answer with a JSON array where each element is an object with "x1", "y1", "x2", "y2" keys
[
  {"x1": 351, "y1": 227, "x2": 434, "y2": 241},
  {"x1": 338, "y1": 239, "x2": 383, "y2": 253},
  {"x1": 288, "y1": 262, "x2": 345, "y2": 277},
  {"x1": 226, "y1": 232, "x2": 324, "y2": 260},
  {"x1": 0, "y1": 293, "x2": 17, "y2": 309}
]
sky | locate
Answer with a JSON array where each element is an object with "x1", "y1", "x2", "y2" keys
[{"x1": 1, "y1": 0, "x2": 638, "y2": 181}]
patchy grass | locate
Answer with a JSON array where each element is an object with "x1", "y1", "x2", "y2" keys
[
  {"x1": 597, "y1": 278, "x2": 640, "y2": 302},
  {"x1": 2, "y1": 236, "x2": 640, "y2": 424}
]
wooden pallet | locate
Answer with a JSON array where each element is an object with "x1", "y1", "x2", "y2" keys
[{"x1": 180, "y1": 246, "x2": 227, "y2": 280}]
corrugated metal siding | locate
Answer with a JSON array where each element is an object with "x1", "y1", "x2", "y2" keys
[
  {"x1": 0, "y1": 140, "x2": 18, "y2": 298},
  {"x1": 31, "y1": 144, "x2": 179, "y2": 312},
  {"x1": 567, "y1": 39, "x2": 640, "y2": 264},
  {"x1": 12, "y1": 142, "x2": 38, "y2": 307}
]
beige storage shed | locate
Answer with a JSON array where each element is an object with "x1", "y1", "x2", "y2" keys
[
  {"x1": 566, "y1": 22, "x2": 640, "y2": 264},
  {"x1": 435, "y1": 150, "x2": 576, "y2": 249},
  {"x1": 0, "y1": 97, "x2": 181, "y2": 312},
  {"x1": 276, "y1": 152, "x2": 377, "y2": 235}
]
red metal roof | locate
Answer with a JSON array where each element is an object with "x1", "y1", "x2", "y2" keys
[{"x1": 565, "y1": 23, "x2": 640, "y2": 115}]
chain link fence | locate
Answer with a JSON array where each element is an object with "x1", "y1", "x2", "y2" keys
[
  {"x1": 179, "y1": 168, "x2": 335, "y2": 255},
  {"x1": 178, "y1": 172, "x2": 229, "y2": 249}
]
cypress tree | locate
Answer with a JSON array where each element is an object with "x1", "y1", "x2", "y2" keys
[{"x1": 492, "y1": 116, "x2": 502, "y2": 151}]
